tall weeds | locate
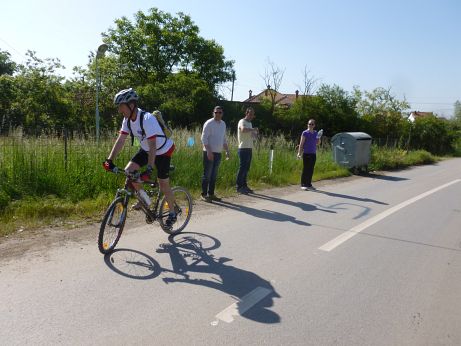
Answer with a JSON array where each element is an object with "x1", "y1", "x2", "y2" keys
[{"x1": 0, "y1": 130, "x2": 437, "y2": 235}]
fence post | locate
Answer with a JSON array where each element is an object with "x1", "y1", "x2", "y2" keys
[{"x1": 64, "y1": 128, "x2": 68, "y2": 171}]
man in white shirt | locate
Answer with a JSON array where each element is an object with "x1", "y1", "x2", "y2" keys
[
  {"x1": 236, "y1": 107, "x2": 258, "y2": 194},
  {"x1": 200, "y1": 106, "x2": 230, "y2": 202}
]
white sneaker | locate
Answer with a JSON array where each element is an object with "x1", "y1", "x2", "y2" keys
[{"x1": 301, "y1": 186, "x2": 308, "y2": 191}]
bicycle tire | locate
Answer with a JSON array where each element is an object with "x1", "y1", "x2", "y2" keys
[
  {"x1": 159, "y1": 186, "x2": 193, "y2": 235},
  {"x1": 98, "y1": 197, "x2": 127, "y2": 254}
]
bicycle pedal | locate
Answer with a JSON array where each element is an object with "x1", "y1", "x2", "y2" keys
[{"x1": 145, "y1": 215, "x2": 154, "y2": 224}]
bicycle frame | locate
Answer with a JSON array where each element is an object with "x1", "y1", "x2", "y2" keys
[
  {"x1": 114, "y1": 171, "x2": 166, "y2": 224},
  {"x1": 99, "y1": 168, "x2": 193, "y2": 253}
]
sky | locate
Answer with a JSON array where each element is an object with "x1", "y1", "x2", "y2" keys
[{"x1": 1, "y1": 0, "x2": 460, "y2": 117}]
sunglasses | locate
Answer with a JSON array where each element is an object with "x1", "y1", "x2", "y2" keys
[
  {"x1": 308, "y1": 123, "x2": 315, "y2": 126},
  {"x1": 214, "y1": 111, "x2": 223, "y2": 114}
]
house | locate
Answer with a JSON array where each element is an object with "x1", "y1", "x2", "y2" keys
[
  {"x1": 408, "y1": 111, "x2": 434, "y2": 122},
  {"x1": 242, "y1": 88, "x2": 307, "y2": 108}
]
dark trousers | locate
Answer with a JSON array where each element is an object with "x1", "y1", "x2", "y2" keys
[
  {"x1": 236, "y1": 148, "x2": 252, "y2": 189},
  {"x1": 301, "y1": 153, "x2": 316, "y2": 187},
  {"x1": 202, "y1": 151, "x2": 222, "y2": 196}
]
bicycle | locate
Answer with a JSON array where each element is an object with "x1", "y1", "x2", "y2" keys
[{"x1": 98, "y1": 168, "x2": 193, "y2": 254}]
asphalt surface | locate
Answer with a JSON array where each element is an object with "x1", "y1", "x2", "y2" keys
[{"x1": 1, "y1": 158, "x2": 460, "y2": 345}]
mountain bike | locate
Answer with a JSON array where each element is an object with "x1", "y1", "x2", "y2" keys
[{"x1": 98, "y1": 169, "x2": 193, "y2": 254}]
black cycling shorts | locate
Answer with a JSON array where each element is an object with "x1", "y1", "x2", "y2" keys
[{"x1": 130, "y1": 149, "x2": 171, "y2": 179}]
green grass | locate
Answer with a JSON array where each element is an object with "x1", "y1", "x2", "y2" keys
[{"x1": 0, "y1": 131, "x2": 438, "y2": 237}]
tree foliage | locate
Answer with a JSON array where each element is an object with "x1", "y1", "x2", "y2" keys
[
  {"x1": 102, "y1": 8, "x2": 234, "y2": 91},
  {"x1": 0, "y1": 50, "x2": 17, "y2": 76},
  {"x1": 409, "y1": 116, "x2": 455, "y2": 154},
  {"x1": 353, "y1": 86, "x2": 410, "y2": 140}
]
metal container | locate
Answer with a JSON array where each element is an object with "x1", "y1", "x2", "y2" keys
[{"x1": 331, "y1": 132, "x2": 372, "y2": 172}]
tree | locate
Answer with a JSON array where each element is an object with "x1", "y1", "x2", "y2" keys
[
  {"x1": 411, "y1": 116, "x2": 454, "y2": 154},
  {"x1": 298, "y1": 65, "x2": 318, "y2": 96},
  {"x1": 0, "y1": 50, "x2": 16, "y2": 76},
  {"x1": 261, "y1": 58, "x2": 285, "y2": 116},
  {"x1": 353, "y1": 86, "x2": 409, "y2": 141},
  {"x1": 0, "y1": 75, "x2": 17, "y2": 133},
  {"x1": 454, "y1": 100, "x2": 461, "y2": 121},
  {"x1": 315, "y1": 84, "x2": 360, "y2": 136},
  {"x1": 12, "y1": 51, "x2": 72, "y2": 135},
  {"x1": 102, "y1": 8, "x2": 234, "y2": 92}
]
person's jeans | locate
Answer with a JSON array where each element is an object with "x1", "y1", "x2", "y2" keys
[
  {"x1": 202, "y1": 151, "x2": 222, "y2": 196},
  {"x1": 301, "y1": 153, "x2": 316, "y2": 187},
  {"x1": 236, "y1": 148, "x2": 252, "y2": 189}
]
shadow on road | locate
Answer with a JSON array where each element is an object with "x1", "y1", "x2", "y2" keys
[
  {"x1": 248, "y1": 192, "x2": 339, "y2": 211},
  {"x1": 212, "y1": 198, "x2": 335, "y2": 226},
  {"x1": 311, "y1": 189, "x2": 389, "y2": 205},
  {"x1": 104, "y1": 248, "x2": 162, "y2": 280},
  {"x1": 157, "y1": 232, "x2": 281, "y2": 324},
  {"x1": 103, "y1": 232, "x2": 281, "y2": 324},
  {"x1": 361, "y1": 172, "x2": 409, "y2": 182}
]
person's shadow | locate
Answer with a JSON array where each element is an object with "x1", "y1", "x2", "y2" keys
[
  {"x1": 311, "y1": 189, "x2": 388, "y2": 205},
  {"x1": 212, "y1": 198, "x2": 335, "y2": 226},
  {"x1": 157, "y1": 232, "x2": 281, "y2": 324}
]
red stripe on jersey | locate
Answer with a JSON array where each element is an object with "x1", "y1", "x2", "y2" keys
[{"x1": 163, "y1": 143, "x2": 175, "y2": 157}]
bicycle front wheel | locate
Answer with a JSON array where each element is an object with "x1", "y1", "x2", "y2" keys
[
  {"x1": 98, "y1": 197, "x2": 127, "y2": 254},
  {"x1": 159, "y1": 186, "x2": 193, "y2": 235}
]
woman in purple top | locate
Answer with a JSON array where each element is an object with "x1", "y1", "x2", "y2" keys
[{"x1": 297, "y1": 119, "x2": 320, "y2": 190}]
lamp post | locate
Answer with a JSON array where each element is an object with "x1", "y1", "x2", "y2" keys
[{"x1": 95, "y1": 43, "x2": 108, "y2": 142}]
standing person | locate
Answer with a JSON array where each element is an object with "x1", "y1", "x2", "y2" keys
[
  {"x1": 236, "y1": 107, "x2": 258, "y2": 194},
  {"x1": 297, "y1": 119, "x2": 321, "y2": 190},
  {"x1": 102, "y1": 88, "x2": 177, "y2": 227},
  {"x1": 200, "y1": 106, "x2": 230, "y2": 202}
]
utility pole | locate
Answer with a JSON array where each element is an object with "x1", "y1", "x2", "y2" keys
[
  {"x1": 231, "y1": 70, "x2": 235, "y2": 101},
  {"x1": 95, "y1": 43, "x2": 108, "y2": 142}
]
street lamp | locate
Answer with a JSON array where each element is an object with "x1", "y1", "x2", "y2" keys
[{"x1": 95, "y1": 43, "x2": 108, "y2": 142}]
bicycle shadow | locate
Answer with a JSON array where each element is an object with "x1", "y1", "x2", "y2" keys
[
  {"x1": 103, "y1": 232, "x2": 281, "y2": 324},
  {"x1": 212, "y1": 199, "x2": 316, "y2": 226},
  {"x1": 104, "y1": 248, "x2": 162, "y2": 280},
  {"x1": 157, "y1": 232, "x2": 281, "y2": 324}
]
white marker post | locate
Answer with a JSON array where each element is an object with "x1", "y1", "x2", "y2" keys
[{"x1": 269, "y1": 144, "x2": 274, "y2": 174}]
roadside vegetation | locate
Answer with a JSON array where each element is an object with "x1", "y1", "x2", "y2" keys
[{"x1": 0, "y1": 129, "x2": 439, "y2": 237}]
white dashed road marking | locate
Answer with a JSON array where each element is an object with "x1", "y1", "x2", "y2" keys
[
  {"x1": 213, "y1": 287, "x2": 273, "y2": 324},
  {"x1": 318, "y1": 179, "x2": 461, "y2": 252}
]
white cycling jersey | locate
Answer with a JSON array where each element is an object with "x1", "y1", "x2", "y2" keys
[{"x1": 120, "y1": 108, "x2": 173, "y2": 155}]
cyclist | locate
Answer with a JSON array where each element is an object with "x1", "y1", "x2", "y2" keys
[{"x1": 103, "y1": 88, "x2": 177, "y2": 227}]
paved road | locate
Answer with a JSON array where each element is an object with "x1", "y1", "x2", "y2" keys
[{"x1": 1, "y1": 158, "x2": 461, "y2": 345}]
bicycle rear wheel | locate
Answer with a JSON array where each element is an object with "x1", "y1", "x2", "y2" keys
[
  {"x1": 98, "y1": 197, "x2": 127, "y2": 254},
  {"x1": 159, "y1": 186, "x2": 193, "y2": 235}
]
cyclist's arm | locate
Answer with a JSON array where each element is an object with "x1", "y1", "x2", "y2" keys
[{"x1": 107, "y1": 133, "x2": 127, "y2": 160}]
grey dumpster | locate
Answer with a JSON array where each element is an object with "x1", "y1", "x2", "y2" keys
[{"x1": 331, "y1": 132, "x2": 372, "y2": 172}]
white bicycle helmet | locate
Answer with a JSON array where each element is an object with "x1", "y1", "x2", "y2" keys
[{"x1": 113, "y1": 88, "x2": 139, "y2": 105}]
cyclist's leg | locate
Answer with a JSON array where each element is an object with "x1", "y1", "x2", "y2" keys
[
  {"x1": 126, "y1": 148, "x2": 147, "y2": 190},
  {"x1": 156, "y1": 154, "x2": 176, "y2": 225}
]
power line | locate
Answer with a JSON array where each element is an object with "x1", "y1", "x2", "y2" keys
[{"x1": 0, "y1": 36, "x2": 27, "y2": 62}]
